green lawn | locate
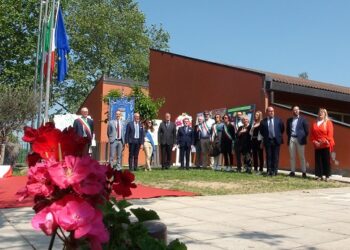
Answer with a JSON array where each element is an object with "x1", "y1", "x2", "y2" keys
[{"x1": 134, "y1": 168, "x2": 349, "y2": 195}]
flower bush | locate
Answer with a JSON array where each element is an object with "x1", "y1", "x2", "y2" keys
[{"x1": 18, "y1": 122, "x2": 186, "y2": 250}]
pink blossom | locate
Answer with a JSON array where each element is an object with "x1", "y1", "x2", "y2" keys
[
  {"x1": 32, "y1": 207, "x2": 57, "y2": 235},
  {"x1": 47, "y1": 156, "x2": 91, "y2": 189},
  {"x1": 72, "y1": 164, "x2": 107, "y2": 196},
  {"x1": 50, "y1": 195, "x2": 96, "y2": 235},
  {"x1": 85, "y1": 210, "x2": 109, "y2": 250},
  {"x1": 25, "y1": 161, "x2": 54, "y2": 197}
]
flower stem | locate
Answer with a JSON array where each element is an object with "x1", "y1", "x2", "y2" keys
[{"x1": 48, "y1": 228, "x2": 57, "y2": 250}]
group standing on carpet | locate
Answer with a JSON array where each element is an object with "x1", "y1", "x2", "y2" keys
[{"x1": 78, "y1": 105, "x2": 335, "y2": 181}]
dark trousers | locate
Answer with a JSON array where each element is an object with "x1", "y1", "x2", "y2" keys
[
  {"x1": 265, "y1": 139, "x2": 280, "y2": 175},
  {"x1": 252, "y1": 139, "x2": 264, "y2": 171},
  {"x1": 221, "y1": 141, "x2": 233, "y2": 166},
  {"x1": 160, "y1": 144, "x2": 172, "y2": 168},
  {"x1": 128, "y1": 143, "x2": 141, "y2": 171},
  {"x1": 315, "y1": 148, "x2": 331, "y2": 178},
  {"x1": 180, "y1": 145, "x2": 191, "y2": 168}
]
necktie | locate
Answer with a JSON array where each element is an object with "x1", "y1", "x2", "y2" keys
[
  {"x1": 185, "y1": 126, "x2": 188, "y2": 133},
  {"x1": 268, "y1": 118, "x2": 274, "y2": 138},
  {"x1": 135, "y1": 123, "x2": 139, "y2": 139},
  {"x1": 166, "y1": 122, "x2": 169, "y2": 128},
  {"x1": 116, "y1": 120, "x2": 120, "y2": 139}
]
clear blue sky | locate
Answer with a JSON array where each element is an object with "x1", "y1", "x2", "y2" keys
[{"x1": 137, "y1": 0, "x2": 350, "y2": 87}]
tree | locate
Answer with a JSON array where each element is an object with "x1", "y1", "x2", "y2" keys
[
  {"x1": 0, "y1": 85, "x2": 38, "y2": 164},
  {"x1": 52, "y1": 0, "x2": 170, "y2": 113},
  {"x1": 1, "y1": 0, "x2": 169, "y2": 114},
  {"x1": 298, "y1": 72, "x2": 309, "y2": 79},
  {"x1": 129, "y1": 85, "x2": 164, "y2": 121},
  {"x1": 0, "y1": 0, "x2": 39, "y2": 88}
]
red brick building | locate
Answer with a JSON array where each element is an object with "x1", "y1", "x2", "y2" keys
[{"x1": 149, "y1": 49, "x2": 350, "y2": 176}]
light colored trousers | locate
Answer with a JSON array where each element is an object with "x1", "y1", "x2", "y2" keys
[
  {"x1": 200, "y1": 138, "x2": 210, "y2": 168},
  {"x1": 109, "y1": 140, "x2": 123, "y2": 170},
  {"x1": 144, "y1": 141, "x2": 153, "y2": 170},
  {"x1": 289, "y1": 137, "x2": 306, "y2": 173}
]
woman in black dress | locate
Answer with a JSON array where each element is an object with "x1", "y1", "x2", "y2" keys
[
  {"x1": 236, "y1": 115, "x2": 252, "y2": 173},
  {"x1": 250, "y1": 111, "x2": 264, "y2": 173}
]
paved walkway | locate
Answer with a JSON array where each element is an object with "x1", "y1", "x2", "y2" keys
[{"x1": 1, "y1": 187, "x2": 350, "y2": 249}]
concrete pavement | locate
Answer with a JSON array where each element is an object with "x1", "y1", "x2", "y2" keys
[{"x1": 1, "y1": 187, "x2": 350, "y2": 249}]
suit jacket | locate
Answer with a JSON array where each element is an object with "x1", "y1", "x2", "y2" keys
[
  {"x1": 73, "y1": 117, "x2": 94, "y2": 139},
  {"x1": 286, "y1": 116, "x2": 309, "y2": 145},
  {"x1": 107, "y1": 119, "x2": 126, "y2": 143},
  {"x1": 177, "y1": 126, "x2": 194, "y2": 147},
  {"x1": 158, "y1": 121, "x2": 176, "y2": 145},
  {"x1": 125, "y1": 121, "x2": 144, "y2": 145},
  {"x1": 260, "y1": 117, "x2": 285, "y2": 146}
]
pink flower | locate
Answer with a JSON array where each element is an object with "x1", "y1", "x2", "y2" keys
[
  {"x1": 47, "y1": 156, "x2": 91, "y2": 189},
  {"x1": 32, "y1": 207, "x2": 57, "y2": 235},
  {"x1": 50, "y1": 195, "x2": 96, "y2": 235},
  {"x1": 85, "y1": 210, "x2": 109, "y2": 250},
  {"x1": 26, "y1": 161, "x2": 54, "y2": 197},
  {"x1": 72, "y1": 163, "x2": 107, "y2": 196}
]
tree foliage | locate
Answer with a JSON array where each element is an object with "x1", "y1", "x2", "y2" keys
[
  {"x1": 0, "y1": 0, "x2": 39, "y2": 88},
  {"x1": 129, "y1": 85, "x2": 164, "y2": 121},
  {"x1": 0, "y1": 0, "x2": 169, "y2": 114},
  {"x1": 298, "y1": 72, "x2": 309, "y2": 79},
  {"x1": 0, "y1": 85, "x2": 38, "y2": 164},
  {"x1": 52, "y1": 0, "x2": 170, "y2": 113}
]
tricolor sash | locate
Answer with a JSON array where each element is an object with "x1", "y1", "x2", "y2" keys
[
  {"x1": 78, "y1": 118, "x2": 92, "y2": 139},
  {"x1": 223, "y1": 124, "x2": 233, "y2": 141}
]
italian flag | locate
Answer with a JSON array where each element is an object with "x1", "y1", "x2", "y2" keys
[{"x1": 43, "y1": 11, "x2": 55, "y2": 79}]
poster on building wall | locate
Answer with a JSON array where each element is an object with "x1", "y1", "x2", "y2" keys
[
  {"x1": 210, "y1": 108, "x2": 227, "y2": 117},
  {"x1": 227, "y1": 104, "x2": 256, "y2": 126},
  {"x1": 109, "y1": 97, "x2": 135, "y2": 122}
]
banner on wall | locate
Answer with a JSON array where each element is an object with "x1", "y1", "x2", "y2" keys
[
  {"x1": 109, "y1": 97, "x2": 135, "y2": 122},
  {"x1": 227, "y1": 104, "x2": 256, "y2": 126}
]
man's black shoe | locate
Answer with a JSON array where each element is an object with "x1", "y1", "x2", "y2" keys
[
  {"x1": 302, "y1": 173, "x2": 307, "y2": 178},
  {"x1": 288, "y1": 172, "x2": 295, "y2": 177}
]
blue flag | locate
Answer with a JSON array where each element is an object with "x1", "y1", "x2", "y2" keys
[{"x1": 55, "y1": 7, "x2": 70, "y2": 82}]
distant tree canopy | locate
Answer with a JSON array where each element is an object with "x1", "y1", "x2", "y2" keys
[
  {"x1": 0, "y1": 85, "x2": 38, "y2": 164},
  {"x1": 0, "y1": 0, "x2": 170, "y2": 114},
  {"x1": 298, "y1": 72, "x2": 309, "y2": 79}
]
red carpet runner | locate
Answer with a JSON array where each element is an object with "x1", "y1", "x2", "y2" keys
[{"x1": 0, "y1": 176, "x2": 196, "y2": 209}]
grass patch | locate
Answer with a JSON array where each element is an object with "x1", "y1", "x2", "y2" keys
[{"x1": 134, "y1": 168, "x2": 349, "y2": 195}]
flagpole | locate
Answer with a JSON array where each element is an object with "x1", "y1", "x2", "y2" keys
[
  {"x1": 44, "y1": 0, "x2": 56, "y2": 123},
  {"x1": 32, "y1": 0, "x2": 45, "y2": 128},
  {"x1": 38, "y1": 0, "x2": 50, "y2": 127}
]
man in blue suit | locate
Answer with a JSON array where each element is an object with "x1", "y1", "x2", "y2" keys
[
  {"x1": 125, "y1": 112, "x2": 144, "y2": 171},
  {"x1": 260, "y1": 106, "x2": 285, "y2": 176},
  {"x1": 107, "y1": 110, "x2": 126, "y2": 171},
  {"x1": 286, "y1": 105, "x2": 309, "y2": 178},
  {"x1": 177, "y1": 118, "x2": 194, "y2": 170}
]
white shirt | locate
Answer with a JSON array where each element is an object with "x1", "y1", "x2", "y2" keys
[{"x1": 291, "y1": 116, "x2": 299, "y2": 136}]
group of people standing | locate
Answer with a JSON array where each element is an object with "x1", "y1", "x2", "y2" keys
[{"x1": 105, "y1": 106, "x2": 335, "y2": 180}]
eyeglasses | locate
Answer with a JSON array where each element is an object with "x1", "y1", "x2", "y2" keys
[
  {"x1": 223, "y1": 117, "x2": 229, "y2": 119},
  {"x1": 204, "y1": 113, "x2": 209, "y2": 116}
]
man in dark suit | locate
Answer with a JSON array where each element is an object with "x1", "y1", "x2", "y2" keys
[
  {"x1": 260, "y1": 106, "x2": 285, "y2": 176},
  {"x1": 286, "y1": 105, "x2": 309, "y2": 178},
  {"x1": 158, "y1": 113, "x2": 177, "y2": 169},
  {"x1": 177, "y1": 118, "x2": 194, "y2": 170},
  {"x1": 73, "y1": 107, "x2": 94, "y2": 155},
  {"x1": 125, "y1": 112, "x2": 144, "y2": 171},
  {"x1": 107, "y1": 110, "x2": 126, "y2": 171}
]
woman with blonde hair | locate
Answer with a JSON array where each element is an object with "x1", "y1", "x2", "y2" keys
[
  {"x1": 250, "y1": 111, "x2": 264, "y2": 173},
  {"x1": 310, "y1": 108, "x2": 335, "y2": 181},
  {"x1": 143, "y1": 119, "x2": 155, "y2": 171}
]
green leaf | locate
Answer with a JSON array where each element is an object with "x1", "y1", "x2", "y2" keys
[
  {"x1": 130, "y1": 208, "x2": 160, "y2": 222},
  {"x1": 167, "y1": 239, "x2": 187, "y2": 250}
]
